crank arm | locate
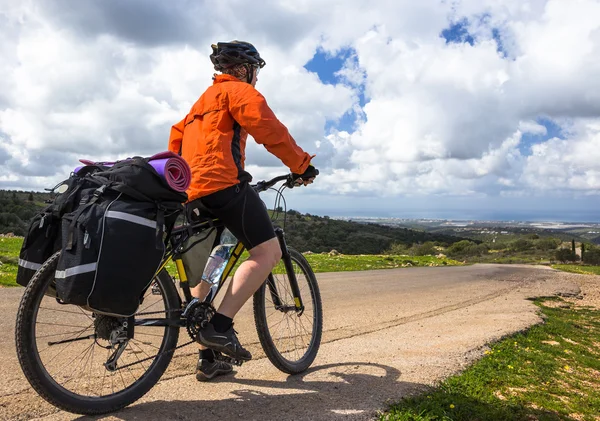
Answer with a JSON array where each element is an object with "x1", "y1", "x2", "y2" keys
[
  {"x1": 48, "y1": 334, "x2": 96, "y2": 346},
  {"x1": 134, "y1": 318, "x2": 185, "y2": 328}
]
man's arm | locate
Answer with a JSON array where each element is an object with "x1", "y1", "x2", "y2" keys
[
  {"x1": 228, "y1": 87, "x2": 313, "y2": 174},
  {"x1": 168, "y1": 118, "x2": 186, "y2": 155}
]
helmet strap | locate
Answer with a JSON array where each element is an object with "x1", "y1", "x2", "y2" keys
[{"x1": 245, "y1": 64, "x2": 253, "y2": 84}]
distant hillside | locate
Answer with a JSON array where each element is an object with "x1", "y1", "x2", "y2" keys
[
  {"x1": 0, "y1": 189, "x2": 468, "y2": 255},
  {"x1": 427, "y1": 225, "x2": 596, "y2": 245},
  {"x1": 276, "y1": 210, "x2": 469, "y2": 254},
  {"x1": 0, "y1": 190, "x2": 52, "y2": 236}
]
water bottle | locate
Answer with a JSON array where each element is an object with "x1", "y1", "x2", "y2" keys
[{"x1": 201, "y1": 229, "x2": 237, "y2": 300}]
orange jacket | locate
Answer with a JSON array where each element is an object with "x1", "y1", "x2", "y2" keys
[{"x1": 169, "y1": 74, "x2": 313, "y2": 201}]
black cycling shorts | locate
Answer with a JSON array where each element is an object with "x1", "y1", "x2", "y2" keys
[{"x1": 186, "y1": 182, "x2": 276, "y2": 250}]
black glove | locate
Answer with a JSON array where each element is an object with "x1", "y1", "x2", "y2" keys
[{"x1": 291, "y1": 164, "x2": 319, "y2": 186}]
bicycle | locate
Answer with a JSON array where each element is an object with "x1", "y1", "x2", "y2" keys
[{"x1": 15, "y1": 173, "x2": 323, "y2": 415}]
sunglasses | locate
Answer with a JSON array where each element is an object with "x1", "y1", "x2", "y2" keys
[{"x1": 252, "y1": 65, "x2": 261, "y2": 76}]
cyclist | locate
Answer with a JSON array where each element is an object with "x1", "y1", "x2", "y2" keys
[{"x1": 168, "y1": 40, "x2": 318, "y2": 381}]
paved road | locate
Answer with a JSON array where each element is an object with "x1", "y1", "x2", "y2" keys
[{"x1": 0, "y1": 264, "x2": 581, "y2": 421}]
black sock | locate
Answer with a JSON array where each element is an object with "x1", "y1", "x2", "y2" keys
[
  {"x1": 200, "y1": 348, "x2": 215, "y2": 362},
  {"x1": 210, "y1": 312, "x2": 233, "y2": 333}
]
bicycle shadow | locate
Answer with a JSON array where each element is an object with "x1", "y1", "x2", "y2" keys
[
  {"x1": 74, "y1": 361, "x2": 417, "y2": 421},
  {"x1": 69, "y1": 359, "x2": 578, "y2": 421}
]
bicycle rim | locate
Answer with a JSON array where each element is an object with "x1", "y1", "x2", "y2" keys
[
  {"x1": 253, "y1": 248, "x2": 322, "y2": 373},
  {"x1": 15, "y1": 254, "x2": 180, "y2": 415}
]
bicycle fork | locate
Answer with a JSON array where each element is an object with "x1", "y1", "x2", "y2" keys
[{"x1": 270, "y1": 228, "x2": 305, "y2": 315}]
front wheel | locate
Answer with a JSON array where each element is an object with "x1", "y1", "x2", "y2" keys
[
  {"x1": 15, "y1": 252, "x2": 181, "y2": 415},
  {"x1": 253, "y1": 248, "x2": 323, "y2": 374}
]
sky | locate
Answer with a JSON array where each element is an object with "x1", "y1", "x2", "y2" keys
[{"x1": 1, "y1": 0, "x2": 600, "y2": 222}]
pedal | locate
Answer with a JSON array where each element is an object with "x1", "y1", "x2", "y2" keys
[{"x1": 214, "y1": 351, "x2": 244, "y2": 366}]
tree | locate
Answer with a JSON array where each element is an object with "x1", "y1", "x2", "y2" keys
[
  {"x1": 572, "y1": 239, "x2": 576, "y2": 254},
  {"x1": 28, "y1": 192, "x2": 34, "y2": 201},
  {"x1": 581, "y1": 242, "x2": 586, "y2": 260}
]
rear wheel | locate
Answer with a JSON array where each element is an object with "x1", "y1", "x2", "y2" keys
[
  {"x1": 15, "y1": 252, "x2": 180, "y2": 415},
  {"x1": 253, "y1": 248, "x2": 323, "y2": 374}
]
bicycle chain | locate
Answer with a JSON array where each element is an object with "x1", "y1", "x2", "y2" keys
[
  {"x1": 112, "y1": 309, "x2": 190, "y2": 371},
  {"x1": 113, "y1": 306, "x2": 242, "y2": 371},
  {"x1": 114, "y1": 339, "x2": 196, "y2": 371},
  {"x1": 134, "y1": 308, "x2": 183, "y2": 316}
]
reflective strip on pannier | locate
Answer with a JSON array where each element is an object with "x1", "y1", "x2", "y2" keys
[
  {"x1": 55, "y1": 263, "x2": 98, "y2": 280},
  {"x1": 106, "y1": 211, "x2": 158, "y2": 229},
  {"x1": 18, "y1": 259, "x2": 42, "y2": 272}
]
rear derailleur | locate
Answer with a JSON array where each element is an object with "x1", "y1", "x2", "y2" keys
[{"x1": 95, "y1": 315, "x2": 134, "y2": 372}]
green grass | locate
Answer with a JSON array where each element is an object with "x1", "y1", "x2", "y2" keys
[
  {"x1": 0, "y1": 237, "x2": 21, "y2": 287},
  {"x1": 552, "y1": 264, "x2": 600, "y2": 276},
  {"x1": 381, "y1": 299, "x2": 600, "y2": 421},
  {"x1": 0, "y1": 237, "x2": 22, "y2": 255},
  {"x1": 304, "y1": 254, "x2": 461, "y2": 273},
  {"x1": 165, "y1": 253, "x2": 461, "y2": 279}
]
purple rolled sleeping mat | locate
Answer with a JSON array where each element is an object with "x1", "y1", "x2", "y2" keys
[{"x1": 75, "y1": 151, "x2": 191, "y2": 193}]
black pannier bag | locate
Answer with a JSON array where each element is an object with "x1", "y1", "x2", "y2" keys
[
  {"x1": 16, "y1": 167, "x2": 106, "y2": 288},
  {"x1": 55, "y1": 157, "x2": 186, "y2": 317}
]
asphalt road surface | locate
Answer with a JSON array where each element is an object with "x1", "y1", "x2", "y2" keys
[{"x1": 0, "y1": 264, "x2": 582, "y2": 421}]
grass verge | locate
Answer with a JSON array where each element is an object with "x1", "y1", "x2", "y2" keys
[
  {"x1": 1, "y1": 237, "x2": 462, "y2": 286},
  {"x1": 303, "y1": 254, "x2": 461, "y2": 273},
  {"x1": 381, "y1": 299, "x2": 600, "y2": 421},
  {"x1": 552, "y1": 264, "x2": 600, "y2": 276}
]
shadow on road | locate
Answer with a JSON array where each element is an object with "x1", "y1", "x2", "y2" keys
[
  {"x1": 70, "y1": 360, "x2": 580, "y2": 421},
  {"x1": 73, "y1": 361, "x2": 419, "y2": 421}
]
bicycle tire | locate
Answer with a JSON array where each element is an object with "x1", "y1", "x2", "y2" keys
[
  {"x1": 253, "y1": 247, "x2": 323, "y2": 374},
  {"x1": 15, "y1": 252, "x2": 180, "y2": 415}
]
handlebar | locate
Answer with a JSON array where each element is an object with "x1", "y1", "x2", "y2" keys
[
  {"x1": 252, "y1": 174, "x2": 293, "y2": 193},
  {"x1": 253, "y1": 168, "x2": 320, "y2": 193}
]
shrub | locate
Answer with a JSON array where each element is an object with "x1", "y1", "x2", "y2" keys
[
  {"x1": 386, "y1": 242, "x2": 409, "y2": 255},
  {"x1": 555, "y1": 248, "x2": 579, "y2": 263},
  {"x1": 536, "y1": 237, "x2": 561, "y2": 251},
  {"x1": 510, "y1": 239, "x2": 534, "y2": 252},
  {"x1": 582, "y1": 248, "x2": 600, "y2": 265},
  {"x1": 447, "y1": 240, "x2": 488, "y2": 258},
  {"x1": 410, "y1": 241, "x2": 437, "y2": 256}
]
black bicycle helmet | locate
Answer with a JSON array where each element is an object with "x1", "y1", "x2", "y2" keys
[{"x1": 210, "y1": 40, "x2": 266, "y2": 71}]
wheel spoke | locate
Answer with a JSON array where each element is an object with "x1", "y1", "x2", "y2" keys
[
  {"x1": 18, "y1": 265, "x2": 180, "y2": 405},
  {"x1": 256, "y1": 251, "x2": 321, "y2": 371}
]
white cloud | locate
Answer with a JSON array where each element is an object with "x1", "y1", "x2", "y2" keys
[
  {"x1": 521, "y1": 121, "x2": 600, "y2": 192},
  {"x1": 0, "y1": 0, "x2": 599, "y2": 217}
]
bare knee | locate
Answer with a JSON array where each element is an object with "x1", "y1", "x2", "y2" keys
[{"x1": 249, "y1": 237, "x2": 281, "y2": 269}]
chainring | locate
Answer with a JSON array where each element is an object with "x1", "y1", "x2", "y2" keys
[{"x1": 185, "y1": 301, "x2": 215, "y2": 341}]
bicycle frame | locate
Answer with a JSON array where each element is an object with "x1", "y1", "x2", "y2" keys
[{"x1": 136, "y1": 218, "x2": 305, "y2": 328}]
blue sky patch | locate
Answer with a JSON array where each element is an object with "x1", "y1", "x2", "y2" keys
[
  {"x1": 305, "y1": 47, "x2": 355, "y2": 85},
  {"x1": 520, "y1": 118, "x2": 563, "y2": 155},
  {"x1": 441, "y1": 17, "x2": 508, "y2": 57},
  {"x1": 441, "y1": 19, "x2": 474, "y2": 45},
  {"x1": 491, "y1": 28, "x2": 507, "y2": 57},
  {"x1": 306, "y1": 47, "x2": 364, "y2": 133}
]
